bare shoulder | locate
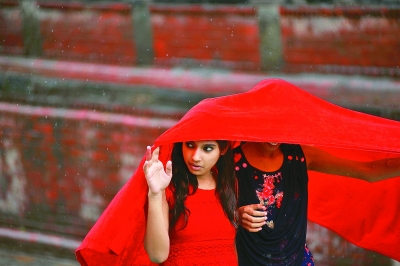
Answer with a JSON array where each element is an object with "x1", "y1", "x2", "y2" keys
[
  {"x1": 300, "y1": 145, "x2": 334, "y2": 170},
  {"x1": 300, "y1": 145, "x2": 319, "y2": 162}
]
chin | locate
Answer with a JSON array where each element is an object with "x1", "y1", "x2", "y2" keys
[
  {"x1": 264, "y1": 142, "x2": 281, "y2": 149},
  {"x1": 267, "y1": 142, "x2": 280, "y2": 146}
]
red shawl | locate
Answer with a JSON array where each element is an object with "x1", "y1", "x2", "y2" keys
[{"x1": 76, "y1": 79, "x2": 400, "y2": 265}]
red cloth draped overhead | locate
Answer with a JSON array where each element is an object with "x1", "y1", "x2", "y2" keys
[{"x1": 76, "y1": 79, "x2": 400, "y2": 265}]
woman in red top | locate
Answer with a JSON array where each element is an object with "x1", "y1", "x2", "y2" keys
[{"x1": 143, "y1": 140, "x2": 238, "y2": 265}]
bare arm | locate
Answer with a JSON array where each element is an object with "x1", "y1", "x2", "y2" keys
[
  {"x1": 143, "y1": 147, "x2": 173, "y2": 263},
  {"x1": 302, "y1": 145, "x2": 400, "y2": 182}
]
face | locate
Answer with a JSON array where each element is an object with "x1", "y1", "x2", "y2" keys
[{"x1": 182, "y1": 140, "x2": 221, "y2": 178}]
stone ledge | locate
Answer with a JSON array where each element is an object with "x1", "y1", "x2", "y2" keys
[{"x1": 1, "y1": 55, "x2": 399, "y2": 119}]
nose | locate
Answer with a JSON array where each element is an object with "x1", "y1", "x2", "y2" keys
[{"x1": 191, "y1": 147, "x2": 201, "y2": 161}]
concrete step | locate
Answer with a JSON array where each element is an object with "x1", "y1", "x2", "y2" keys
[{"x1": 1, "y1": 55, "x2": 400, "y2": 120}]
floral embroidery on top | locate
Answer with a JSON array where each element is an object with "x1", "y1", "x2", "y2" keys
[{"x1": 256, "y1": 172, "x2": 284, "y2": 229}]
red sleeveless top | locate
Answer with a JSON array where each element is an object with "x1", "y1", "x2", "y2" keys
[{"x1": 163, "y1": 187, "x2": 237, "y2": 266}]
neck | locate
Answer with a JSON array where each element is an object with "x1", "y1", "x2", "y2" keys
[
  {"x1": 197, "y1": 173, "x2": 216, "y2": 190},
  {"x1": 242, "y1": 142, "x2": 283, "y2": 172}
]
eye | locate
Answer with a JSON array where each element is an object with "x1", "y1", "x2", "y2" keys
[
  {"x1": 185, "y1": 142, "x2": 195, "y2": 148},
  {"x1": 203, "y1": 145, "x2": 215, "y2": 152}
]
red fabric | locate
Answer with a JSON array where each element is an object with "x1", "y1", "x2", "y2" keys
[
  {"x1": 76, "y1": 79, "x2": 400, "y2": 264},
  {"x1": 163, "y1": 188, "x2": 237, "y2": 265}
]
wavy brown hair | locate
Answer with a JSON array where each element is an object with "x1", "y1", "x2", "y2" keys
[{"x1": 169, "y1": 141, "x2": 237, "y2": 231}]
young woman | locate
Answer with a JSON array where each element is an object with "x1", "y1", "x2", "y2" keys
[
  {"x1": 234, "y1": 142, "x2": 400, "y2": 266},
  {"x1": 143, "y1": 140, "x2": 238, "y2": 265}
]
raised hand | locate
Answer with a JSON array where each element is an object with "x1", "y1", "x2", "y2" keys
[{"x1": 143, "y1": 146, "x2": 173, "y2": 195}]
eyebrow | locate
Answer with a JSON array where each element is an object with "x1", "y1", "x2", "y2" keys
[{"x1": 202, "y1": 143, "x2": 217, "y2": 146}]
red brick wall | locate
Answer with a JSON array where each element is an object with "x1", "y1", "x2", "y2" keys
[
  {"x1": 280, "y1": 7, "x2": 400, "y2": 76},
  {"x1": 150, "y1": 5, "x2": 261, "y2": 70},
  {"x1": 38, "y1": 2, "x2": 137, "y2": 65},
  {"x1": 0, "y1": 2, "x2": 24, "y2": 55},
  {"x1": 0, "y1": 103, "x2": 176, "y2": 238},
  {"x1": 1, "y1": 2, "x2": 399, "y2": 76}
]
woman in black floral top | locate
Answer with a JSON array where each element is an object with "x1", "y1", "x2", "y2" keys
[{"x1": 235, "y1": 142, "x2": 400, "y2": 266}]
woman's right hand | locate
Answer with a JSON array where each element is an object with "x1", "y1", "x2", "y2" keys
[
  {"x1": 143, "y1": 146, "x2": 173, "y2": 195},
  {"x1": 238, "y1": 204, "x2": 267, "y2": 232}
]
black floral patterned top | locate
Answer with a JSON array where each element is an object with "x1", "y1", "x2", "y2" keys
[{"x1": 234, "y1": 144, "x2": 314, "y2": 266}]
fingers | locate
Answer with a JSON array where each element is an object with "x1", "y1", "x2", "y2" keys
[
  {"x1": 242, "y1": 212, "x2": 266, "y2": 222},
  {"x1": 248, "y1": 209, "x2": 266, "y2": 218},
  {"x1": 145, "y1": 146, "x2": 160, "y2": 162},
  {"x1": 144, "y1": 146, "x2": 156, "y2": 175},
  {"x1": 240, "y1": 212, "x2": 266, "y2": 232},
  {"x1": 249, "y1": 203, "x2": 266, "y2": 212},
  {"x1": 165, "y1": 160, "x2": 172, "y2": 177},
  {"x1": 243, "y1": 225, "x2": 264, "y2": 232},
  {"x1": 239, "y1": 212, "x2": 266, "y2": 228},
  {"x1": 238, "y1": 204, "x2": 268, "y2": 232},
  {"x1": 240, "y1": 214, "x2": 266, "y2": 232},
  {"x1": 144, "y1": 146, "x2": 153, "y2": 175},
  {"x1": 145, "y1": 146, "x2": 152, "y2": 161},
  {"x1": 145, "y1": 146, "x2": 160, "y2": 164},
  {"x1": 151, "y1": 147, "x2": 160, "y2": 162},
  {"x1": 241, "y1": 219, "x2": 265, "y2": 232},
  {"x1": 239, "y1": 204, "x2": 266, "y2": 218},
  {"x1": 144, "y1": 146, "x2": 170, "y2": 178},
  {"x1": 143, "y1": 161, "x2": 148, "y2": 173}
]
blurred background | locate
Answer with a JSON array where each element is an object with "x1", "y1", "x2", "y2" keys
[{"x1": 0, "y1": 0, "x2": 399, "y2": 265}]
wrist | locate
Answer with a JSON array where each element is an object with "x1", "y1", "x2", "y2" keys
[{"x1": 148, "y1": 190, "x2": 164, "y2": 199}]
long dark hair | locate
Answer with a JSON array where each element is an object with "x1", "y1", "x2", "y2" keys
[{"x1": 169, "y1": 141, "x2": 237, "y2": 231}]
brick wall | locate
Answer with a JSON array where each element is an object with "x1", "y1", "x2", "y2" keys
[
  {"x1": 38, "y1": 2, "x2": 137, "y2": 65},
  {"x1": 0, "y1": 103, "x2": 176, "y2": 239},
  {"x1": 280, "y1": 6, "x2": 400, "y2": 76},
  {"x1": 150, "y1": 5, "x2": 261, "y2": 70},
  {"x1": 0, "y1": 2, "x2": 24, "y2": 55},
  {"x1": 1, "y1": 1, "x2": 399, "y2": 76}
]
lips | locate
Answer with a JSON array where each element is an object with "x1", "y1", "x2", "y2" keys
[{"x1": 189, "y1": 163, "x2": 202, "y2": 171}]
